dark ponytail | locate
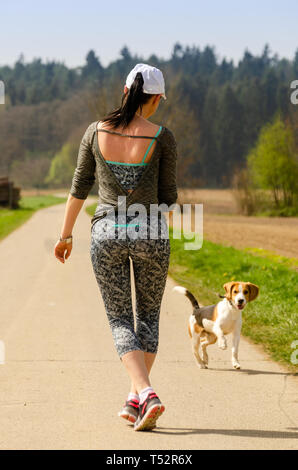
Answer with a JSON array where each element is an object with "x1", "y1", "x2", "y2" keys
[{"x1": 100, "y1": 72, "x2": 154, "y2": 130}]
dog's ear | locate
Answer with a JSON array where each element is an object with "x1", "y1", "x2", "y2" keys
[
  {"x1": 247, "y1": 282, "x2": 259, "y2": 302},
  {"x1": 223, "y1": 282, "x2": 237, "y2": 300}
]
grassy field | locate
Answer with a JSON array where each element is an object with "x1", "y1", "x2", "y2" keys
[
  {"x1": 0, "y1": 195, "x2": 67, "y2": 241},
  {"x1": 168, "y1": 226, "x2": 298, "y2": 370}
]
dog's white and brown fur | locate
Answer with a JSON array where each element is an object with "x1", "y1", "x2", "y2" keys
[{"x1": 173, "y1": 282, "x2": 259, "y2": 370}]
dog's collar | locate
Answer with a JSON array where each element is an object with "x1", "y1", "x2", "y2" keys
[{"x1": 218, "y1": 294, "x2": 233, "y2": 307}]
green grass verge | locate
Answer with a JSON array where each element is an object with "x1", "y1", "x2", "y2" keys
[
  {"x1": 168, "y1": 226, "x2": 298, "y2": 371},
  {"x1": 243, "y1": 247, "x2": 298, "y2": 271},
  {"x1": 0, "y1": 195, "x2": 67, "y2": 241}
]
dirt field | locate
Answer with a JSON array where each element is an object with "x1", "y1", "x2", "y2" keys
[
  {"x1": 203, "y1": 213, "x2": 298, "y2": 261},
  {"x1": 177, "y1": 189, "x2": 298, "y2": 263},
  {"x1": 178, "y1": 188, "x2": 239, "y2": 215}
]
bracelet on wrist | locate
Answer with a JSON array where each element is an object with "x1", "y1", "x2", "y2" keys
[{"x1": 59, "y1": 235, "x2": 73, "y2": 243}]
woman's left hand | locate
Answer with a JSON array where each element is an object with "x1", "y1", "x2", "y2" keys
[{"x1": 54, "y1": 240, "x2": 72, "y2": 264}]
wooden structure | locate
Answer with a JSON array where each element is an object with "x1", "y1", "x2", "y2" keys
[{"x1": 0, "y1": 177, "x2": 21, "y2": 209}]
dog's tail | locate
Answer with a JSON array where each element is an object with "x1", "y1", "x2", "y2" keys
[{"x1": 172, "y1": 286, "x2": 200, "y2": 309}]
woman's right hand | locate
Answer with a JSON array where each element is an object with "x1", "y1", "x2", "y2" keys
[{"x1": 54, "y1": 239, "x2": 72, "y2": 264}]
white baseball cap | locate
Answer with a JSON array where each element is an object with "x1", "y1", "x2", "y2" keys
[{"x1": 125, "y1": 63, "x2": 167, "y2": 100}]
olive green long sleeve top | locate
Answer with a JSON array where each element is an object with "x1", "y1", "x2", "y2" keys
[{"x1": 69, "y1": 121, "x2": 178, "y2": 231}]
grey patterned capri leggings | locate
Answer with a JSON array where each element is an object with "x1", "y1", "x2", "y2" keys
[{"x1": 90, "y1": 212, "x2": 170, "y2": 358}]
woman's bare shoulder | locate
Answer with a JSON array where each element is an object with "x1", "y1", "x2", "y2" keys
[
  {"x1": 146, "y1": 121, "x2": 162, "y2": 133},
  {"x1": 94, "y1": 119, "x2": 166, "y2": 137}
]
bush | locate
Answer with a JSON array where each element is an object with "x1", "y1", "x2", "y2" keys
[
  {"x1": 231, "y1": 167, "x2": 269, "y2": 215},
  {"x1": 247, "y1": 116, "x2": 298, "y2": 210}
]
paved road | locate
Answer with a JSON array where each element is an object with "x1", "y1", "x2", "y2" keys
[{"x1": 0, "y1": 199, "x2": 297, "y2": 450}]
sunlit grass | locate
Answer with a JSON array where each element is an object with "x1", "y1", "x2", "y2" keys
[
  {"x1": 168, "y1": 227, "x2": 298, "y2": 370},
  {"x1": 0, "y1": 195, "x2": 67, "y2": 241}
]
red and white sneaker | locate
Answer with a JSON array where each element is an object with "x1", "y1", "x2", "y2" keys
[
  {"x1": 134, "y1": 392, "x2": 165, "y2": 431},
  {"x1": 118, "y1": 398, "x2": 139, "y2": 424}
]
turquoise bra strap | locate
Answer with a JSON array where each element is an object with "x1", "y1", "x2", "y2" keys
[{"x1": 140, "y1": 126, "x2": 162, "y2": 164}]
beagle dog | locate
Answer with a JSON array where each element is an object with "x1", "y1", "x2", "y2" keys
[{"x1": 173, "y1": 282, "x2": 259, "y2": 370}]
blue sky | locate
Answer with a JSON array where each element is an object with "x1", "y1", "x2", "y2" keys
[{"x1": 1, "y1": 0, "x2": 297, "y2": 67}]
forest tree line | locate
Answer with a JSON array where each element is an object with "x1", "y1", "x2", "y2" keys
[{"x1": 0, "y1": 43, "x2": 298, "y2": 199}]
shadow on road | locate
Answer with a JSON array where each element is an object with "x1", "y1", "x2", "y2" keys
[
  {"x1": 208, "y1": 367, "x2": 297, "y2": 377},
  {"x1": 153, "y1": 427, "x2": 298, "y2": 439}
]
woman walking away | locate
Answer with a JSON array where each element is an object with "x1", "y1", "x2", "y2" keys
[{"x1": 54, "y1": 63, "x2": 178, "y2": 431}]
